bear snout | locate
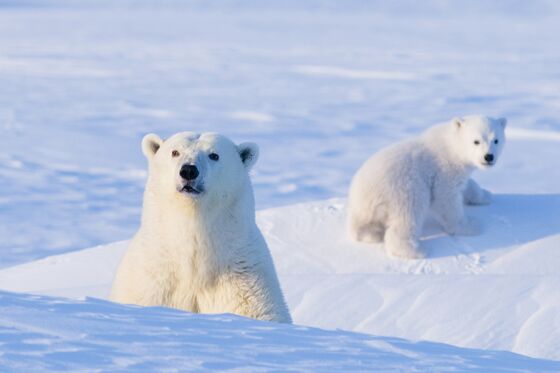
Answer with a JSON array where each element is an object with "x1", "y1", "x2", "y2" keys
[
  {"x1": 180, "y1": 164, "x2": 199, "y2": 181},
  {"x1": 484, "y1": 154, "x2": 494, "y2": 163}
]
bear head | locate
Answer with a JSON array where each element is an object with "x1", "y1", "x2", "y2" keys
[
  {"x1": 141, "y1": 131, "x2": 258, "y2": 203},
  {"x1": 452, "y1": 115, "x2": 507, "y2": 169}
]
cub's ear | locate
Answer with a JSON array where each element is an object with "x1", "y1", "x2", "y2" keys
[
  {"x1": 452, "y1": 117, "x2": 464, "y2": 129},
  {"x1": 497, "y1": 117, "x2": 507, "y2": 128},
  {"x1": 142, "y1": 133, "x2": 163, "y2": 159},
  {"x1": 237, "y1": 142, "x2": 259, "y2": 171}
]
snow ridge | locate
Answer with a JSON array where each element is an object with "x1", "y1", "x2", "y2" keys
[{"x1": 1, "y1": 290, "x2": 558, "y2": 372}]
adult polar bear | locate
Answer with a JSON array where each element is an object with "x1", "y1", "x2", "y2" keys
[
  {"x1": 111, "y1": 132, "x2": 292, "y2": 323},
  {"x1": 348, "y1": 115, "x2": 506, "y2": 259}
]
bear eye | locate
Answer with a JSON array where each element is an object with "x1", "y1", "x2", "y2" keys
[
  {"x1": 209, "y1": 153, "x2": 219, "y2": 161},
  {"x1": 494, "y1": 139, "x2": 499, "y2": 144},
  {"x1": 473, "y1": 140, "x2": 480, "y2": 145},
  {"x1": 171, "y1": 150, "x2": 180, "y2": 157}
]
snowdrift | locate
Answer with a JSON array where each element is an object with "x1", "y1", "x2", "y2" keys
[
  {"x1": 1, "y1": 290, "x2": 559, "y2": 371},
  {"x1": 1, "y1": 194, "x2": 559, "y2": 362}
]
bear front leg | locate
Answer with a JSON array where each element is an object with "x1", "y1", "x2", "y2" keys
[
  {"x1": 232, "y1": 270, "x2": 292, "y2": 323},
  {"x1": 433, "y1": 188, "x2": 482, "y2": 236},
  {"x1": 463, "y1": 178, "x2": 492, "y2": 205},
  {"x1": 198, "y1": 270, "x2": 292, "y2": 323},
  {"x1": 382, "y1": 186, "x2": 431, "y2": 259},
  {"x1": 384, "y1": 225, "x2": 424, "y2": 259},
  {"x1": 383, "y1": 200, "x2": 427, "y2": 259}
]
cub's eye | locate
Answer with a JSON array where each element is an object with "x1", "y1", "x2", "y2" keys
[
  {"x1": 171, "y1": 150, "x2": 180, "y2": 157},
  {"x1": 494, "y1": 139, "x2": 499, "y2": 144},
  {"x1": 474, "y1": 140, "x2": 480, "y2": 145},
  {"x1": 209, "y1": 153, "x2": 220, "y2": 161}
]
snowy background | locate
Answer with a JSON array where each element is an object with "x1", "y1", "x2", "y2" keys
[
  {"x1": 2, "y1": 0, "x2": 560, "y2": 267},
  {"x1": 1, "y1": 0, "x2": 560, "y2": 370}
]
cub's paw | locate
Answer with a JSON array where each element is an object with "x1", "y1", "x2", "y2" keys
[
  {"x1": 476, "y1": 189, "x2": 493, "y2": 205},
  {"x1": 465, "y1": 188, "x2": 493, "y2": 205},
  {"x1": 453, "y1": 217, "x2": 484, "y2": 236},
  {"x1": 386, "y1": 242, "x2": 426, "y2": 260}
]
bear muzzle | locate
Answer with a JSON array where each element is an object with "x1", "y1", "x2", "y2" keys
[
  {"x1": 481, "y1": 153, "x2": 495, "y2": 167},
  {"x1": 178, "y1": 182, "x2": 205, "y2": 196},
  {"x1": 180, "y1": 164, "x2": 199, "y2": 180},
  {"x1": 178, "y1": 164, "x2": 204, "y2": 196}
]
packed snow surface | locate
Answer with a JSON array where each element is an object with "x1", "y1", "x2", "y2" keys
[
  {"x1": 2, "y1": 196, "x2": 560, "y2": 364},
  {"x1": 1, "y1": 0, "x2": 560, "y2": 267},
  {"x1": 3, "y1": 290, "x2": 560, "y2": 372},
  {"x1": 1, "y1": 0, "x2": 560, "y2": 370}
]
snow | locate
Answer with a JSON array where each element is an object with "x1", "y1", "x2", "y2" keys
[
  {"x1": 2, "y1": 196, "x2": 560, "y2": 364},
  {"x1": 1, "y1": 0, "x2": 560, "y2": 370},
  {"x1": 3, "y1": 291, "x2": 558, "y2": 372},
  {"x1": 2, "y1": 0, "x2": 560, "y2": 268}
]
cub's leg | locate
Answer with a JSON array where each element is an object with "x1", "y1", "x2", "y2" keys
[
  {"x1": 383, "y1": 191, "x2": 428, "y2": 259},
  {"x1": 433, "y1": 181, "x2": 482, "y2": 236},
  {"x1": 348, "y1": 213, "x2": 385, "y2": 243},
  {"x1": 463, "y1": 178, "x2": 492, "y2": 205}
]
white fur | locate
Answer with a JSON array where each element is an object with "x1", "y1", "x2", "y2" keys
[
  {"x1": 111, "y1": 132, "x2": 292, "y2": 323},
  {"x1": 347, "y1": 115, "x2": 507, "y2": 259}
]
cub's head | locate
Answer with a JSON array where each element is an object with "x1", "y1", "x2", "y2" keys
[
  {"x1": 141, "y1": 132, "x2": 258, "y2": 201},
  {"x1": 453, "y1": 115, "x2": 507, "y2": 169}
]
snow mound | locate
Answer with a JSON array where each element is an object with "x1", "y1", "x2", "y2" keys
[
  {"x1": 0, "y1": 290, "x2": 558, "y2": 371},
  {"x1": 1, "y1": 195, "x2": 559, "y2": 361}
]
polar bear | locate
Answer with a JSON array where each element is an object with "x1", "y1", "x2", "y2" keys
[
  {"x1": 347, "y1": 115, "x2": 507, "y2": 259},
  {"x1": 110, "y1": 132, "x2": 292, "y2": 323}
]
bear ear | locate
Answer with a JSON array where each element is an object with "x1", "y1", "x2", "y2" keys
[
  {"x1": 142, "y1": 133, "x2": 163, "y2": 159},
  {"x1": 452, "y1": 117, "x2": 464, "y2": 129},
  {"x1": 497, "y1": 117, "x2": 507, "y2": 128},
  {"x1": 237, "y1": 142, "x2": 259, "y2": 171}
]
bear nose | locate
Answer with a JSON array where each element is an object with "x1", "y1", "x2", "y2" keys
[
  {"x1": 484, "y1": 154, "x2": 494, "y2": 163},
  {"x1": 180, "y1": 164, "x2": 199, "y2": 180}
]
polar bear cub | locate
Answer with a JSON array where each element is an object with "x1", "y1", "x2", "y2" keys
[
  {"x1": 111, "y1": 132, "x2": 292, "y2": 323},
  {"x1": 347, "y1": 115, "x2": 507, "y2": 259}
]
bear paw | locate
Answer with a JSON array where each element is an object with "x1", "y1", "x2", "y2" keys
[
  {"x1": 464, "y1": 184, "x2": 493, "y2": 206},
  {"x1": 388, "y1": 248, "x2": 426, "y2": 260},
  {"x1": 451, "y1": 217, "x2": 484, "y2": 236},
  {"x1": 470, "y1": 189, "x2": 493, "y2": 205},
  {"x1": 385, "y1": 237, "x2": 426, "y2": 260}
]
